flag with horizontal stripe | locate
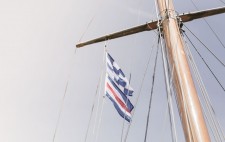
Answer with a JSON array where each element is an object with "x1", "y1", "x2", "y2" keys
[
  {"x1": 105, "y1": 74, "x2": 134, "y2": 122},
  {"x1": 106, "y1": 52, "x2": 134, "y2": 96}
]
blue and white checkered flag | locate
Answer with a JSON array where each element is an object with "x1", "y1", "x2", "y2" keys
[{"x1": 106, "y1": 52, "x2": 134, "y2": 96}]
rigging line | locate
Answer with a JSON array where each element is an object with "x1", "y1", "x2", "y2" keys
[
  {"x1": 218, "y1": 0, "x2": 225, "y2": 5},
  {"x1": 165, "y1": 41, "x2": 188, "y2": 140},
  {"x1": 189, "y1": 0, "x2": 225, "y2": 50},
  {"x1": 94, "y1": 44, "x2": 107, "y2": 142},
  {"x1": 128, "y1": 0, "x2": 145, "y2": 87},
  {"x1": 95, "y1": 97, "x2": 106, "y2": 142},
  {"x1": 183, "y1": 33, "x2": 225, "y2": 141},
  {"x1": 157, "y1": 11, "x2": 178, "y2": 141},
  {"x1": 183, "y1": 36, "x2": 221, "y2": 142},
  {"x1": 52, "y1": 81, "x2": 68, "y2": 142},
  {"x1": 184, "y1": 46, "x2": 224, "y2": 142},
  {"x1": 155, "y1": 2, "x2": 179, "y2": 141},
  {"x1": 52, "y1": 47, "x2": 78, "y2": 142},
  {"x1": 184, "y1": 25, "x2": 225, "y2": 68},
  {"x1": 144, "y1": 41, "x2": 160, "y2": 142},
  {"x1": 160, "y1": 37, "x2": 178, "y2": 142},
  {"x1": 167, "y1": 24, "x2": 195, "y2": 142},
  {"x1": 156, "y1": 1, "x2": 193, "y2": 139},
  {"x1": 123, "y1": 36, "x2": 158, "y2": 142},
  {"x1": 92, "y1": 71, "x2": 104, "y2": 134},
  {"x1": 120, "y1": 74, "x2": 131, "y2": 142},
  {"x1": 183, "y1": 33, "x2": 225, "y2": 142},
  {"x1": 84, "y1": 76, "x2": 102, "y2": 142},
  {"x1": 184, "y1": 32, "x2": 225, "y2": 92},
  {"x1": 182, "y1": 33, "x2": 215, "y2": 114},
  {"x1": 78, "y1": 0, "x2": 104, "y2": 42},
  {"x1": 120, "y1": 3, "x2": 143, "y2": 139},
  {"x1": 136, "y1": 0, "x2": 145, "y2": 24},
  {"x1": 159, "y1": 100, "x2": 169, "y2": 142},
  {"x1": 92, "y1": 45, "x2": 107, "y2": 135}
]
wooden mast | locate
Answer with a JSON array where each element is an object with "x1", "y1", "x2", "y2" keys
[{"x1": 157, "y1": 0, "x2": 210, "y2": 141}]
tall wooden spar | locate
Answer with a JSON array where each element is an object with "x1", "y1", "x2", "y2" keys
[
  {"x1": 157, "y1": 0, "x2": 210, "y2": 141},
  {"x1": 76, "y1": 0, "x2": 225, "y2": 141}
]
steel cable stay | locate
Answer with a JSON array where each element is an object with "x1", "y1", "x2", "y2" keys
[
  {"x1": 185, "y1": 33, "x2": 225, "y2": 141},
  {"x1": 159, "y1": 35, "x2": 178, "y2": 142},
  {"x1": 78, "y1": 0, "x2": 105, "y2": 43},
  {"x1": 185, "y1": 44, "x2": 224, "y2": 142},
  {"x1": 157, "y1": 36, "x2": 181, "y2": 142},
  {"x1": 120, "y1": 1, "x2": 157, "y2": 141},
  {"x1": 183, "y1": 32, "x2": 225, "y2": 92},
  {"x1": 184, "y1": 35, "x2": 218, "y2": 141},
  {"x1": 93, "y1": 45, "x2": 108, "y2": 142},
  {"x1": 52, "y1": 81, "x2": 69, "y2": 142},
  {"x1": 182, "y1": 32, "x2": 225, "y2": 141},
  {"x1": 162, "y1": 54, "x2": 180, "y2": 141},
  {"x1": 144, "y1": 41, "x2": 160, "y2": 142},
  {"x1": 155, "y1": 27, "x2": 180, "y2": 142},
  {"x1": 218, "y1": 0, "x2": 225, "y2": 5},
  {"x1": 121, "y1": 2, "x2": 156, "y2": 140},
  {"x1": 94, "y1": 97, "x2": 106, "y2": 142},
  {"x1": 123, "y1": 36, "x2": 158, "y2": 142},
  {"x1": 155, "y1": 2, "x2": 179, "y2": 140},
  {"x1": 52, "y1": 45, "x2": 105, "y2": 142},
  {"x1": 52, "y1": 47, "x2": 78, "y2": 142},
  {"x1": 182, "y1": 31, "x2": 220, "y2": 111},
  {"x1": 183, "y1": 38, "x2": 221, "y2": 142},
  {"x1": 83, "y1": 75, "x2": 102, "y2": 142},
  {"x1": 184, "y1": 25, "x2": 225, "y2": 68},
  {"x1": 189, "y1": 0, "x2": 225, "y2": 50},
  {"x1": 85, "y1": 43, "x2": 109, "y2": 142},
  {"x1": 156, "y1": 7, "x2": 178, "y2": 140},
  {"x1": 120, "y1": 74, "x2": 131, "y2": 142},
  {"x1": 165, "y1": 18, "x2": 195, "y2": 142}
]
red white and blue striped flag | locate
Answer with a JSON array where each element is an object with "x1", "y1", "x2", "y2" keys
[
  {"x1": 105, "y1": 52, "x2": 134, "y2": 122},
  {"x1": 106, "y1": 52, "x2": 134, "y2": 96}
]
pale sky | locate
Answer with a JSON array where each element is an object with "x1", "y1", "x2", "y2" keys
[{"x1": 0, "y1": 0, "x2": 225, "y2": 142}]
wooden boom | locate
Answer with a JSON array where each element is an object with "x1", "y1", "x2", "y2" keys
[{"x1": 76, "y1": 6, "x2": 225, "y2": 48}]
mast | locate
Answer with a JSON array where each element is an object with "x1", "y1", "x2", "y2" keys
[{"x1": 157, "y1": 0, "x2": 210, "y2": 141}]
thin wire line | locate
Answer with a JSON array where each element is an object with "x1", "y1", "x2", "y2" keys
[
  {"x1": 183, "y1": 34, "x2": 220, "y2": 141},
  {"x1": 156, "y1": 0, "x2": 194, "y2": 139},
  {"x1": 159, "y1": 101, "x2": 169, "y2": 142},
  {"x1": 84, "y1": 76, "x2": 102, "y2": 142},
  {"x1": 52, "y1": 47, "x2": 78, "y2": 142},
  {"x1": 123, "y1": 36, "x2": 158, "y2": 142},
  {"x1": 189, "y1": 0, "x2": 225, "y2": 50},
  {"x1": 183, "y1": 31, "x2": 225, "y2": 140},
  {"x1": 78, "y1": 0, "x2": 104, "y2": 42},
  {"x1": 92, "y1": 46, "x2": 107, "y2": 135},
  {"x1": 94, "y1": 98, "x2": 106, "y2": 142},
  {"x1": 154, "y1": 1, "x2": 179, "y2": 141},
  {"x1": 159, "y1": 36, "x2": 178, "y2": 142},
  {"x1": 52, "y1": 81, "x2": 68, "y2": 142},
  {"x1": 94, "y1": 45, "x2": 107, "y2": 142},
  {"x1": 184, "y1": 32, "x2": 225, "y2": 92},
  {"x1": 184, "y1": 25, "x2": 225, "y2": 68},
  {"x1": 218, "y1": 0, "x2": 225, "y2": 5},
  {"x1": 164, "y1": 11, "x2": 194, "y2": 141},
  {"x1": 144, "y1": 42, "x2": 159, "y2": 142},
  {"x1": 120, "y1": 74, "x2": 131, "y2": 142}
]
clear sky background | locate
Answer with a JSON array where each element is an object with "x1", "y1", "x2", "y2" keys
[{"x1": 0, "y1": 0, "x2": 225, "y2": 142}]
